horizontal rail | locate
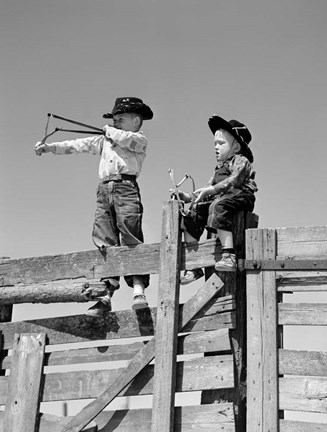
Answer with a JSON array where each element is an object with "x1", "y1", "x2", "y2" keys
[
  {"x1": 0, "y1": 355, "x2": 234, "y2": 404},
  {"x1": 241, "y1": 259, "x2": 327, "y2": 271},
  {"x1": 0, "y1": 296, "x2": 235, "y2": 350},
  {"x1": 0, "y1": 240, "x2": 221, "y2": 286},
  {"x1": 0, "y1": 404, "x2": 235, "y2": 432},
  {"x1": 2, "y1": 328, "x2": 231, "y2": 370}
]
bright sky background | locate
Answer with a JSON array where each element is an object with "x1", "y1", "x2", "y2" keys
[{"x1": 1, "y1": 0, "x2": 327, "y2": 421}]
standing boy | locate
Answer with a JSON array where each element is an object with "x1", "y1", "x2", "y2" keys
[
  {"x1": 175, "y1": 114, "x2": 257, "y2": 283},
  {"x1": 35, "y1": 97, "x2": 153, "y2": 314}
]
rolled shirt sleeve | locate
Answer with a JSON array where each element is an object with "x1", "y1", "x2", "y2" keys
[
  {"x1": 103, "y1": 126, "x2": 147, "y2": 154},
  {"x1": 51, "y1": 135, "x2": 104, "y2": 155}
]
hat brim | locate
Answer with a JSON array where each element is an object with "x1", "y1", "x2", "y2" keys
[
  {"x1": 208, "y1": 115, "x2": 234, "y2": 136},
  {"x1": 103, "y1": 106, "x2": 153, "y2": 120},
  {"x1": 208, "y1": 115, "x2": 253, "y2": 163}
]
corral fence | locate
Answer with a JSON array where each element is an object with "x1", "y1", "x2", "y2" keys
[{"x1": 0, "y1": 201, "x2": 327, "y2": 431}]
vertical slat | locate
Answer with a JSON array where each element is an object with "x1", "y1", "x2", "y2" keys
[
  {"x1": 3, "y1": 333, "x2": 46, "y2": 432},
  {"x1": 246, "y1": 228, "x2": 278, "y2": 432},
  {"x1": 0, "y1": 257, "x2": 13, "y2": 379},
  {"x1": 152, "y1": 200, "x2": 182, "y2": 432}
]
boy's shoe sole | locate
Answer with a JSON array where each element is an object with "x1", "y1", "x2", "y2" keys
[
  {"x1": 86, "y1": 297, "x2": 112, "y2": 317},
  {"x1": 214, "y1": 264, "x2": 237, "y2": 272},
  {"x1": 132, "y1": 294, "x2": 148, "y2": 310}
]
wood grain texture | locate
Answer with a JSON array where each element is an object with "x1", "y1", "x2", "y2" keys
[
  {"x1": 152, "y1": 201, "x2": 182, "y2": 432},
  {"x1": 3, "y1": 333, "x2": 46, "y2": 432},
  {"x1": 246, "y1": 228, "x2": 278, "y2": 432}
]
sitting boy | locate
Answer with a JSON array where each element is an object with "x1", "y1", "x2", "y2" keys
[
  {"x1": 35, "y1": 97, "x2": 153, "y2": 314},
  {"x1": 176, "y1": 115, "x2": 257, "y2": 284}
]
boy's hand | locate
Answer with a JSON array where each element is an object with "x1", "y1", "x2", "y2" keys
[
  {"x1": 169, "y1": 189, "x2": 191, "y2": 203},
  {"x1": 35, "y1": 141, "x2": 51, "y2": 156},
  {"x1": 103, "y1": 125, "x2": 115, "y2": 138},
  {"x1": 194, "y1": 186, "x2": 215, "y2": 204}
]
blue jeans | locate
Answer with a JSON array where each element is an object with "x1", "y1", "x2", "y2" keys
[{"x1": 92, "y1": 179, "x2": 149, "y2": 288}]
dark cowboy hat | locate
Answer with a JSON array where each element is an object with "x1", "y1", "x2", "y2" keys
[
  {"x1": 103, "y1": 97, "x2": 153, "y2": 120},
  {"x1": 208, "y1": 115, "x2": 254, "y2": 163}
]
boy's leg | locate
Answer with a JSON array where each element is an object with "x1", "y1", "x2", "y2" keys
[
  {"x1": 207, "y1": 190, "x2": 255, "y2": 272},
  {"x1": 179, "y1": 206, "x2": 207, "y2": 285},
  {"x1": 113, "y1": 180, "x2": 149, "y2": 309},
  {"x1": 87, "y1": 182, "x2": 121, "y2": 317}
]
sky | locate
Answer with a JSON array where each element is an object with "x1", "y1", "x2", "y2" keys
[{"x1": 1, "y1": 0, "x2": 327, "y2": 422}]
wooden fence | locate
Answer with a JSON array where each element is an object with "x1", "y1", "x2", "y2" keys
[
  {"x1": 0, "y1": 201, "x2": 257, "y2": 432},
  {"x1": 246, "y1": 226, "x2": 327, "y2": 432},
  {"x1": 1, "y1": 200, "x2": 327, "y2": 431}
]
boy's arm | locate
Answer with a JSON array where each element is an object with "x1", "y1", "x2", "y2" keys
[
  {"x1": 103, "y1": 126, "x2": 147, "y2": 154},
  {"x1": 212, "y1": 155, "x2": 253, "y2": 195},
  {"x1": 35, "y1": 135, "x2": 104, "y2": 156}
]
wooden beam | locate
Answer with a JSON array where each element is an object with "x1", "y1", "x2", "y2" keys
[
  {"x1": 0, "y1": 280, "x2": 108, "y2": 304},
  {"x1": 246, "y1": 228, "x2": 278, "y2": 432},
  {"x1": 242, "y1": 259, "x2": 327, "y2": 271},
  {"x1": 3, "y1": 333, "x2": 46, "y2": 432},
  {"x1": 0, "y1": 239, "x2": 221, "y2": 288},
  {"x1": 60, "y1": 273, "x2": 225, "y2": 432},
  {"x1": 0, "y1": 404, "x2": 234, "y2": 432},
  {"x1": 279, "y1": 349, "x2": 327, "y2": 376},
  {"x1": 2, "y1": 329, "x2": 231, "y2": 370},
  {"x1": 0, "y1": 354, "x2": 234, "y2": 405},
  {"x1": 0, "y1": 296, "x2": 235, "y2": 351},
  {"x1": 280, "y1": 419, "x2": 327, "y2": 432},
  {"x1": 279, "y1": 376, "x2": 327, "y2": 413},
  {"x1": 152, "y1": 201, "x2": 181, "y2": 432}
]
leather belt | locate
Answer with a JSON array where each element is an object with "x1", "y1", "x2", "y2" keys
[{"x1": 102, "y1": 174, "x2": 136, "y2": 183}]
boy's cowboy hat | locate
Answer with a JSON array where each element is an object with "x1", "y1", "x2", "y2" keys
[
  {"x1": 208, "y1": 115, "x2": 254, "y2": 163},
  {"x1": 103, "y1": 97, "x2": 153, "y2": 120}
]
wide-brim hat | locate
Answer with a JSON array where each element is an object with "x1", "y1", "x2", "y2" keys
[
  {"x1": 103, "y1": 97, "x2": 153, "y2": 120},
  {"x1": 208, "y1": 115, "x2": 253, "y2": 163}
]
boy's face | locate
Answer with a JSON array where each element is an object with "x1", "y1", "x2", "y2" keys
[
  {"x1": 214, "y1": 129, "x2": 236, "y2": 162},
  {"x1": 113, "y1": 112, "x2": 140, "y2": 132}
]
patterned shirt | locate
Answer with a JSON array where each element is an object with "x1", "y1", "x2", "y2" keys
[
  {"x1": 208, "y1": 154, "x2": 258, "y2": 196},
  {"x1": 50, "y1": 126, "x2": 147, "y2": 180}
]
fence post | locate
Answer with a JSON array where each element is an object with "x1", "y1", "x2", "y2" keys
[
  {"x1": 3, "y1": 333, "x2": 46, "y2": 432},
  {"x1": 201, "y1": 211, "x2": 258, "y2": 432},
  {"x1": 152, "y1": 200, "x2": 182, "y2": 432},
  {"x1": 246, "y1": 228, "x2": 278, "y2": 432}
]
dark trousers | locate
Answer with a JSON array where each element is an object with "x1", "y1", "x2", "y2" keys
[
  {"x1": 92, "y1": 179, "x2": 149, "y2": 288},
  {"x1": 183, "y1": 189, "x2": 255, "y2": 241}
]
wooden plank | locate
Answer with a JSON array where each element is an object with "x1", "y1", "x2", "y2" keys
[
  {"x1": 246, "y1": 228, "x2": 278, "y2": 432},
  {"x1": 279, "y1": 303, "x2": 327, "y2": 325},
  {"x1": 60, "y1": 273, "x2": 225, "y2": 432},
  {"x1": 279, "y1": 349, "x2": 327, "y2": 376},
  {"x1": 280, "y1": 419, "x2": 327, "y2": 432},
  {"x1": 152, "y1": 201, "x2": 181, "y2": 432},
  {"x1": 2, "y1": 329, "x2": 231, "y2": 370},
  {"x1": 94, "y1": 404, "x2": 235, "y2": 432},
  {"x1": 277, "y1": 270, "x2": 327, "y2": 292},
  {"x1": 0, "y1": 412, "x2": 97, "y2": 432},
  {"x1": 3, "y1": 333, "x2": 46, "y2": 432},
  {"x1": 0, "y1": 296, "x2": 234, "y2": 351},
  {"x1": 243, "y1": 259, "x2": 327, "y2": 271},
  {"x1": 0, "y1": 404, "x2": 235, "y2": 432},
  {"x1": 0, "y1": 240, "x2": 220, "y2": 287},
  {"x1": 0, "y1": 355, "x2": 234, "y2": 405},
  {"x1": 276, "y1": 226, "x2": 327, "y2": 259},
  {"x1": 0, "y1": 279, "x2": 108, "y2": 304},
  {"x1": 279, "y1": 376, "x2": 327, "y2": 413}
]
